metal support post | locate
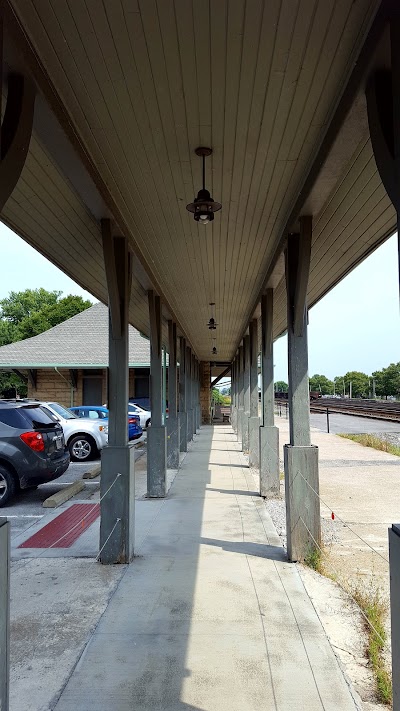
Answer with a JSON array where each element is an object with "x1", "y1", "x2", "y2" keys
[
  {"x1": 196, "y1": 360, "x2": 201, "y2": 430},
  {"x1": 192, "y1": 354, "x2": 197, "y2": 436},
  {"x1": 147, "y1": 290, "x2": 167, "y2": 497},
  {"x1": 284, "y1": 219, "x2": 320, "y2": 562},
  {"x1": 248, "y1": 319, "x2": 260, "y2": 468},
  {"x1": 167, "y1": 320, "x2": 180, "y2": 468},
  {"x1": 186, "y1": 346, "x2": 193, "y2": 443},
  {"x1": 100, "y1": 222, "x2": 134, "y2": 563},
  {"x1": 231, "y1": 356, "x2": 237, "y2": 433},
  {"x1": 237, "y1": 345, "x2": 244, "y2": 447},
  {"x1": 389, "y1": 524, "x2": 400, "y2": 711},
  {"x1": 259, "y1": 290, "x2": 280, "y2": 496},
  {"x1": 0, "y1": 518, "x2": 9, "y2": 711},
  {"x1": 179, "y1": 337, "x2": 187, "y2": 452},
  {"x1": 242, "y1": 335, "x2": 250, "y2": 452}
]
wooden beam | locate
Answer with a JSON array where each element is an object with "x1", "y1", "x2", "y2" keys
[
  {"x1": 0, "y1": 73, "x2": 35, "y2": 212},
  {"x1": 101, "y1": 219, "x2": 122, "y2": 339},
  {"x1": 12, "y1": 369, "x2": 27, "y2": 383},
  {"x1": 69, "y1": 369, "x2": 78, "y2": 389},
  {"x1": 27, "y1": 369, "x2": 37, "y2": 389},
  {"x1": 148, "y1": 291, "x2": 162, "y2": 360},
  {"x1": 293, "y1": 217, "x2": 312, "y2": 337},
  {"x1": 210, "y1": 365, "x2": 231, "y2": 390}
]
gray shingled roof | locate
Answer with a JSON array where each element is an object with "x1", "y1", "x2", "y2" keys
[{"x1": 0, "y1": 303, "x2": 150, "y2": 368}]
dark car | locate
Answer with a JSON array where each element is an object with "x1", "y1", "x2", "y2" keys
[
  {"x1": 0, "y1": 401, "x2": 70, "y2": 506},
  {"x1": 69, "y1": 405, "x2": 143, "y2": 441}
]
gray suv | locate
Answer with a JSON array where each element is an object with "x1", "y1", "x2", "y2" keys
[{"x1": 0, "y1": 402, "x2": 70, "y2": 506}]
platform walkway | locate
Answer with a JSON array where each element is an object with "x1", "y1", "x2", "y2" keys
[{"x1": 55, "y1": 425, "x2": 358, "y2": 711}]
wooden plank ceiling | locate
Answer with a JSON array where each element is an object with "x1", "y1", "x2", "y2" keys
[{"x1": 3, "y1": 0, "x2": 393, "y2": 361}]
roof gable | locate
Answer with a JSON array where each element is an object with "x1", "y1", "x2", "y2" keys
[{"x1": 0, "y1": 303, "x2": 150, "y2": 368}]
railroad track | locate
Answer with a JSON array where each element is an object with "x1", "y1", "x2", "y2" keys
[{"x1": 275, "y1": 398, "x2": 400, "y2": 423}]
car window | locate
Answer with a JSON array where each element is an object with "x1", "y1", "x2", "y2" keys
[
  {"x1": 0, "y1": 405, "x2": 56, "y2": 429},
  {"x1": 48, "y1": 402, "x2": 77, "y2": 419},
  {"x1": 87, "y1": 410, "x2": 101, "y2": 419}
]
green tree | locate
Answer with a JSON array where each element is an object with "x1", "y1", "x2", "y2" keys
[
  {"x1": 274, "y1": 380, "x2": 288, "y2": 392},
  {"x1": 343, "y1": 371, "x2": 370, "y2": 398},
  {"x1": 372, "y1": 363, "x2": 400, "y2": 399},
  {"x1": 0, "y1": 289, "x2": 92, "y2": 397},
  {"x1": 212, "y1": 388, "x2": 225, "y2": 404},
  {"x1": 309, "y1": 374, "x2": 334, "y2": 395}
]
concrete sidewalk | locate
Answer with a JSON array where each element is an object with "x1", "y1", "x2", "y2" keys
[{"x1": 54, "y1": 425, "x2": 358, "y2": 711}]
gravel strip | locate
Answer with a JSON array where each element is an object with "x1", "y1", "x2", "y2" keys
[{"x1": 262, "y1": 479, "x2": 342, "y2": 551}]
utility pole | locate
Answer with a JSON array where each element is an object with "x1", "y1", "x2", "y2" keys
[{"x1": 349, "y1": 381, "x2": 352, "y2": 399}]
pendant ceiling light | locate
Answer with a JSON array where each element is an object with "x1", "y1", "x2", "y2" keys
[
  {"x1": 208, "y1": 317, "x2": 218, "y2": 330},
  {"x1": 212, "y1": 346, "x2": 217, "y2": 355},
  {"x1": 186, "y1": 147, "x2": 222, "y2": 225}
]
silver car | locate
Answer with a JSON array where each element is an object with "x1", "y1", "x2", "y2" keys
[{"x1": 38, "y1": 401, "x2": 108, "y2": 462}]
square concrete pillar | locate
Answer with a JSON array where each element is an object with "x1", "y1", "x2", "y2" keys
[
  {"x1": 100, "y1": 445, "x2": 135, "y2": 563},
  {"x1": 248, "y1": 417, "x2": 260, "y2": 467},
  {"x1": 147, "y1": 291, "x2": 167, "y2": 496},
  {"x1": 284, "y1": 444, "x2": 320, "y2": 562},
  {"x1": 260, "y1": 292, "x2": 280, "y2": 495},
  {"x1": 101, "y1": 225, "x2": 134, "y2": 564},
  {"x1": 200, "y1": 361, "x2": 211, "y2": 424},
  {"x1": 259, "y1": 425, "x2": 280, "y2": 497},
  {"x1": 147, "y1": 426, "x2": 167, "y2": 497},
  {"x1": 237, "y1": 407, "x2": 243, "y2": 445},
  {"x1": 241, "y1": 410, "x2": 249, "y2": 451},
  {"x1": 243, "y1": 334, "x2": 250, "y2": 452},
  {"x1": 179, "y1": 337, "x2": 187, "y2": 453},
  {"x1": 248, "y1": 320, "x2": 259, "y2": 468},
  {"x1": 167, "y1": 321, "x2": 180, "y2": 468},
  {"x1": 167, "y1": 416, "x2": 180, "y2": 469},
  {"x1": 180, "y1": 412, "x2": 188, "y2": 452}
]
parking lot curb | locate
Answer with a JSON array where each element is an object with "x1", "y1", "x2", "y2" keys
[
  {"x1": 82, "y1": 464, "x2": 101, "y2": 480},
  {"x1": 42, "y1": 481, "x2": 85, "y2": 508}
]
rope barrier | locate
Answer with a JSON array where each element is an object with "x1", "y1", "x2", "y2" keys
[
  {"x1": 96, "y1": 518, "x2": 121, "y2": 562},
  {"x1": 299, "y1": 515, "x2": 389, "y2": 651},
  {"x1": 295, "y1": 469, "x2": 389, "y2": 565}
]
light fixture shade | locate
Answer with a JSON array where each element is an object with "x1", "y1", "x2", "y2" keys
[{"x1": 186, "y1": 188, "x2": 222, "y2": 224}]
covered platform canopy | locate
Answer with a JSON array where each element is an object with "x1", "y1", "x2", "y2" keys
[
  {"x1": 1, "y1": 2, "x2": 400, "y2": 704},
  {"x1": 0, "y1": 0, "x2": 396, "y2": 363}
]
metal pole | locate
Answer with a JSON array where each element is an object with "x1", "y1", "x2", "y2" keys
[
  {"x1": 389, "y1": 524, "x2": 400, "y2": 711},
  {"x1": 326, "y1": 407, "x2": 330, "y2": 434},
  {"x1": 0, "y1": 518, "x2": 9, "y2": 711}
]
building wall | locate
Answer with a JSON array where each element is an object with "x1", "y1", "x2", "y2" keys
[
  {"x1": 200, "y1": 361, "x2": 211, "y2": 424},
  {"x1": 28, "y1": 368, "x2": 83, "y2": 408},
  {"x1": 27, "y1": 367, "x2": 149, "y2": 407}
]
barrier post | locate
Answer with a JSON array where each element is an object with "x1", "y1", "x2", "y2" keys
[
  {"x1": 0, "y1": 517, "x2": 10, "y2": 711},
  {"x1": 389, "y1": 524, "x2": 400, "y2": 710}
]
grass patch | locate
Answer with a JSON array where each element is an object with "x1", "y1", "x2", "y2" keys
[
  {"x1": 339, "y1": 433, "x2": 400, "y2": 457},
  {"x1": 351, "y1": 585, "x2": 392, "y2": 705},
  {"x1": 303, "y1": 545, "x2": 392, "y2": 704},
  {"x1": 304, "y1": 546, "x2": 323, "y2": 573},
  {"x1": 279, "y1": 470, "x2": 285, "y2": 481}
]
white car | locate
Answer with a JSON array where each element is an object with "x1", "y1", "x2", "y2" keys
[
  {"x1": 128, "y1": 403, "x2": 151, "y2": 429},
  {"x1": 38, "y1": 401, "x2": 108, "y2": 462}
]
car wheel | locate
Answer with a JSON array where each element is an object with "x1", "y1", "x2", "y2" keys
[
  {"x1": 0, "y1": 464, "x2": 16, "y2": 507},
  {"x1": 146, "y1": 419, "x2": 151, "y2": 428},
  {"x1": 69, "y1": 435, "x2": 96, "y2": 462}
]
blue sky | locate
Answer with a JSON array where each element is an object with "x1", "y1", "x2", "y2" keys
[{"x1": 0, "y1": 223, "x2": 398, "y2": 381}]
